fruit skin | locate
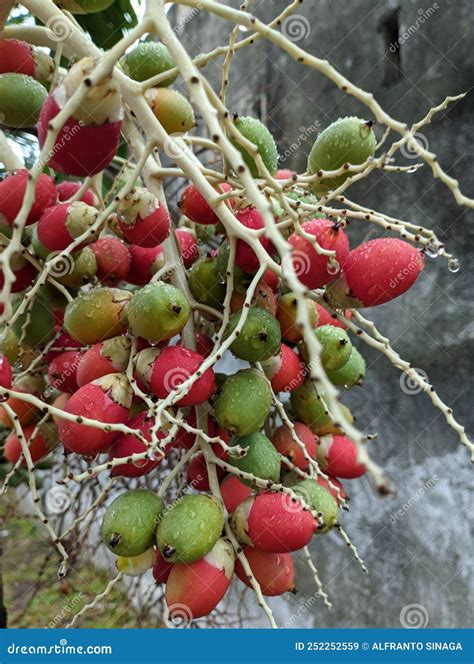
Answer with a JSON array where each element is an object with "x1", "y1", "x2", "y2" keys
[
  {"x1": 188, "y1": 257, "x2": 226, "y2": 310},
  {"x1": 0, "y1": 39, "x2": 53, "y2": 82},
  {"x1": 1, "y1": 253, "x2": 36, "y2": 293},
  {"x1": 109, "y1": 412, "x2": 165, "y2": 478},
  {"x1": 327, "y1": 238, "x2": 425, "y2": 308},
  {"x1": 288, "y1": 219, "x2": 350, "y2": 289},
  {"x1": 308, "y1": 116, "x2": 377, "y2": 195},
  {"x1": 290, "y1": 379, "x2": 343, "y2": 434},
  {"x1": 64, "y1": 287, "x2": 131, "y2": 345},
  {"x1": 229, "y1": 432, "x2": 281, "y2": 487},
  {"x1": 13, "y1": 287, "x2": 56, "y2": 349},
  {"x1": 327, "y1": 347, "x2": 366, "y2": 387},
  {"x1": 231, "y1": 492, "x2": 317, "y2": 553},
  {"x1": 277, "y1": 292, "x2": 318, "y2": 344},
  {"x1": 0, "y1": 374, "x2": 43, "y2": 427},
  {"x1": 56, "y1": 0, "x2": 115, "y2": 14},
  {"x1": 300, "y1": 324, "x2": 352, "y2": 371},
  {"x1": 317, "y1": 303, "x2": 352, "y2": 329},
  {"x1": 226, "y1": 307, "x2": 281, "y2": 363},
  {"x1": 219, "y1": 474, "x2": 252, "y2": 513},
  {"x1": 90, "y1": 236, "x2": 130, "y2": 285},
  {"x1": 37, "y1": 202, "x2": 99, "y2": 252},
  {"x1": 186, "y1": 452, "x2": 226, "y2": 491},
  {"x1": 127, "y1": 244, "x2": 163, "y2": 285},
  {"x1": 135, "y1": 345, "x2": 216, "y2": 407},
  {"x1": 231, "y1": 116, "x2": 278, "y2": 177},
  {"x1": 127, "y1": 282, "x2": 191, "y2": 343},
  {"x1": 195, "y1": 332, "x2": 214, "y2": 358},
  {"x1": 0, "y1": 355, "x2": 13, "y2": 398},
  {"x1": 153, "y1": 549, "x2": 174, "y2": 584},
  {"x1": 145, "y1": 87, "x2": 195, "y2": 134},
  {"x1": 235, "y1": 547, "x2": 295, "y2": 596},
  {"x1": 175, "y1": 228, "x2": 199, "y2": 269},
  {"x1": 101, "y1": 489, "x2": 164, "y2": 558},
  {"x1": 56, "y1": 181, "x2": 99, "y2": 207},
  {"x1": 156, "y1": 494, "x2": 224, "y2": 564},
  {"x1": 165, "y1": 538, "x2": 234, "y2": 620},
  {"x1": 230, "y1": 281, "x2": 277, "y2": 316},
  {"x1": 59, "y1": 373, "x2": 132, "y2": 456},
  {"x1": 214, "y1": 368, "x2": 272, "y2": 436},
  {"x1": 290, "y1": 479, "x2": 339, "y2": 533},
  {"x1": 76, "y1": 335, "x2": 131, "y2": 387},
  {"x1": 235, "y1": 208, "x2": 274, "y2": 273},
  {"x1": 0, "y1": 73, "x2": 47, "y2": 128},
  {"x1": 179, "y1": 182, "x2": 233, "y2": 225},
  {"x1": 317, "y1": 434, "x2": 366, "y2": 479},
  {"x1": 4, "y1": 421, "x2": 58, "y2": 465},
  {"x1": 116, "y1": 548, "x2": 156, "y2": 576},
  {"x1": 0, "y1": 170, "x2": 56, "y2": 227},
  {"x1": 271, "y1": 422, "x2": 316, "y2": 471},
  {"x1": 261, "y1": 343, "x2": 305, "y2": 393},
  {"x1": 48, "y1": 350, "x2": 83, "y2": 394},
  {"x1": 117, "y1": 188, "x2": 170, "y2": 247},
  {"x1": 121, "y1": 41, "x2": 176, "y2": 86}
]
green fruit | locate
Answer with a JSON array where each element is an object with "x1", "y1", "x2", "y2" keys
[
  {"x1": 121, "y1": 42, "x2": 176, "y2": 86},
  {"x1": 188, "y1": 257, "x2": 226, "y2": 309},
  {"x1": 290, "y1": 379, "x2": 331, "y2": 432},
  {"x1": 231, "y1": 115, "x2": 278, "y2": 177},
  {"x1": 57, "y1": 247, "x2": 97, "y2": 288},
  {"x1": 195, "y1": 223, "x2": 215, "y2": 245},
  {"x1": 146, "y1": 87, "x2": 195, "y2": 134},
  {"x1": 214, "y1": 368, "x2": 272, "y2": 436},
  {"x1": 229, "y1": 431, "x2": 281, "y2": 487},
  {"x1": 55, "y1": 0, "x2": 115, "y2": 14},
  {"x1": 12, "y1": 287, "x2": 55, "y2": 349},
  {"x1": 64, "y1": 287, "x2": 131, "y2": 344},
  {"x1": 156, "y1": 494, "x2": 224, "y2": 563},
  {"x1": 327, "y1": 347, "x2": 366, "y2": 387},
  {"x1": 225, "y1": 307, "x2": 281, "y2": 362},
  {"x1": 291, "y1": 479, "x2": 338, "y2": 533},
  {"x1": 308, "y1": 116, "x2": 377, "y2": 195},
  {"x1": 101, "y1": 489, "x2": 164, "y2": 558},
  {"x1": 127, "y1": 282, "x2": 191, "y2": 342},
  {"x1": 31, "y1": 225, "x2": 50, "y2": 260},
  {"x1": 0, "y1": 73, "x2": 47, "y2": 128},
  {"x1": 300, "y1": 324, "x2": 352, "y2": 371},
  {"x1": 216, "y1": 242, "x2": 247, "y2": 292}
]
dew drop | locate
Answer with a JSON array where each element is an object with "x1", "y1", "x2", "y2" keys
[
  {"x1": 448, "y1": 258, "x2": 460, "y2": 273},
  {"x1": 424, "y1": 241, "x2": 441, "y2": 259}
]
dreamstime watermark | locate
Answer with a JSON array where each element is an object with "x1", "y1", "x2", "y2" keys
[
  {"x1": 164, "y1": 602, "x2": 194, "y2": 628},
  {"x1": 389, "y1": 4, "x2": 439, "y2": 52},
  {"x1": 39, "y1": 121, "x2": 85, "y2": 170},
  {"x1": 163, "y1": 132, "x2": 193, "y2": 161},
  {"x1": 281, "y1": 15, "x2": 311, "y2": 42},
  {"x1": 400, "y1": 131, "x2": 430, "y2": 160},
  {"x1": 283, "y1": 593, "x2": 321, "y2": 628},
  {"x1": 48, "y1": 592, "x2": 84, "y2": 628},
  {"x1": 399, "y1": 368, "x2": 429, "y2": 395},
  {"x1": 46, "y1": 16, "x2": 73, "y2": 42},
  {"x1": 7, "y1": 640, "x2": 112, "y2": 655},
  {"x1": 389, "y1": 475, "x2": 438, "y2": 524},
  {"x1": 389, "y1": 250, "x2": 424, "y2": 289},
  {"x1": 162, "y1": 4, "x2": 203, "y2": 43},
  {"x1": 45, "y1": 485, "x2": 73, "y2": 515},
  {"x1": 163, "y1": 367, "x2": 192, "y2": 393},
  {"x1": 280, "y1": 122, "x2": 320, "y2": 163},
  {"x1": 400, "y1": 603, "x2": 430, "y2": 628}
]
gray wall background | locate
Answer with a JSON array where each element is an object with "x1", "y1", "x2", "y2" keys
[{"x1": 178, "y1": 0, "x2": 474, "y2": 628}]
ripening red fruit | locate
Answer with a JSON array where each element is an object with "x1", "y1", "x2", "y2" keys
[
  {"x1": 328, "y1": 238, "x2": 425, "y2": 308},
  {"x1": 76, "y1": 336, "x2": 130, "y2": 387},
  {"x1": 90, "y1": 236, "x2": 130, "y2": 285},
  {"x1": 179, "y1": 182, "x2": 233, "y2": 225},
  {"x1": 4, "y1": 422, "x2": 58, "y2": 465},
  {"x1": 117, "y1": 188, "x2": 170, "y2": 247},
  {"x1": 288, "y1": 219, "x2": 349, "y2": 289},
  {"x1": 219, "y1": 474, "x2": 252, "y2": 514},
  {"x1": 59, "y1": 374, "x2": 132, "y2": 456},
  {"x1": 261, "y1": 269, "x2": 280, "y2": 293},
  {"x1": 136, "y1": 346, "x2": 216, "y2": 407},
  {"x1": 109, "y1": 412, "x2": 166, "y2": 478},
  {"x1": 316, "y1": 475, "x2": 348, "y2": 505},
  {"x1": 165, "y1": 538, "x2": 234, "y2": 620},
  {"x1": 153, "y1": 549, "x2": 174, "y2": 584},
  {"x1": 316, "y1": 434, "x2": 366, "y2": 479},
  {"x1": 0, "y1": 354, "x2": 12, "y2": 401},
  {"x1": 56, "y1": 181, "x2": 99, "y2": 207},
  {"x1": 175, "y1": 228, "x2": 198, "y2": 268},
  {"x1": 44, "y1": 330, "x2": 83, "y2": 363},
  {"x1": 37, "y1": 202, "x2": 99, "y2": 252},
  {"x1": 38, "y1": 57, "x2": 123, "y2": 176},
  {"x1": 48, "y1": 350, "x2": 83, "y2": 394},
  {"x1": 187, "y1": 452, "x2": 226, "y2": 491},
  {"x1": 0, "y1": 170, "x2": 56, "y2": 226},
  {"x1": 195, "y1": 332, "x2": 214, "y2": 358},
  {"x1": 317, "y1": 303, "x2": 352, "y2": 329},
  {"x1": 231, "y1": 492, "x2": 317, "y2": 553},
  {"x1": 235, "y1": 548, "x2": 295, "y2": 596},
  {"x1": 271, "y1": 422, "x2": 317, "y2": 471},
  {"x1": 127, "y1": 244, "x2": 164, "y2": 285},
  {"x1": 0, "y1": 38, "x2": 52, "y2": 81},
  {"x1": 235, "y1": 208, "x2": 275, "y2": 273},
  {"x1": 275, "y1": 169, "x2": 296, "y2": 180},
  {"x1": 261, "y1": 343, "x2": 305, "y2": 393},
  {"x1": 2, "y1": 253, "x2": 36, "y2": 293}
]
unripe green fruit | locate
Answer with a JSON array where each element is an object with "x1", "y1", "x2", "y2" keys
[
  {"x1": 290, "y1": 379, "x2": 331, "y2": 432},
  {"x1": 156, "y1": 494, "x2": 224, "y2": 563},
  {"x1": 0, "y1": 73, "x2": 47, "y2": 128},
  {"x1": 308, "y1": 116, "x2": 377, "y2": 195},
  {"x1": 101, "y1": 489, "x2": 164, "y2": 558},
  {"x1": 228, "y1": 431, "x2": 281, "y2": 487},
  {"x1": 214, "y1": 368, "x2": 272, "y2": 436},
  {"x1": 64, "y1": 287, "x2": 131, "y2": 344},
  {"x1": 291, "y1": 479, "x2": 338, "y2": 533},
  {"x1": 12, "y1": 287, "x2": 55, "y2": 349},
  {"x1": 231, "y1": 115, "x2": 278, "y2": 177},
  {"x1": 57, "y1": 247, "x2": 97, "y2": 288},
  {"x1": 225, "y1": 307, "x2": 281, "y2": 363},
  {"x1": 121, "y1": 42, "x2": 176, "y2": 86},
  {"x1": 188, "y1": 257, "x2": 226, "y2": 309},
  {"x1": 146, "y1": 87, "x2": 195, "y2": 134},
  {"x1": 127, "y1": 282, "x2": 191, "y2": 342},
  {"x1": 216, "y1": 242, "x2": 247, "y2": 292},
  {"x1": 300, "y1": 324, "x2": 352, "y2": 371},
  {"x1": 55, "y1": 0, "x2": 115, "y2": 14},
  {"x1": 327, "y1": 347, "x2": 366, "y2": 387},
  {"x1": 31, "y1": 225, "x2": 50, "y2": 260}
]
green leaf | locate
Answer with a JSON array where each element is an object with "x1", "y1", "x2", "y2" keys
[{"x1": 75, "y1": 0, "x2": 139, "y2": 49}]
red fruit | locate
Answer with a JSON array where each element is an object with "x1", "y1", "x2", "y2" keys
[
  {"x1": 4, "y1": 422, "x2": 58, "y2": 465},
  {"x1": 136, "y1": 346, "x2": 215, "y2": 407},
  {"x1": 175, "y1": 228, "x2": 198, "y2": 268},
  {"x1": 37, "y1": 202, "x2": 99, "y2": 252},
  {"x1": 316, "y1": 434, "x2": 366, "y2": 479},
  {"x1": 44, "y1": 331, "x2": 82, "y2": 363},
  {"x1": 235, "y1": 208, "x2": 275, "y2": 273},
  {"x1": 76, "y1": 336, "x2": 130, "y2": 387},
  {"x1": 288, "y1": 219, "x2": 349, "y2": 289},
  {"x1": 0, "y1": 355, "x2": 13, "y2": 402},
  {"x1": 275, "y1": 169, "x2": 296, "y2": 180},
  {"x1": 165, "y1": 538, "x2": 234, "y2": 620},
  {"x1": 56, "y1": 181, "x2": 99, "y2": 207},
  {"x1": 261, "y1": 269, "x2": 280, "y2": 293},
  {"x1": 195, "y1": 332, "x2": 214, "y2": 358},
  {"x1": 0, "y1": 38, "x2": 52, "y2": 80},
  {"x1": 90, "y1": 236, "x2": 130, "y2": 285},
  {"x1": 330, "y1": 238, "x2": 424, "y2": 307},
  {"x1": 117, "y1": 188, "x2": 170, "y2": 247},
  {"x1": 316, "y1": 475, "x2": 347, "y2": 505},
  {"x1": 3, "y1": 253, "x2": 36, "y2": 293},
  {"x1": 187, "y1": 452, "x2": 226, "y2": 491},
  {"x1": 317, "y1": 303, "x2": 352, "y2": 329},
  {"x1": 179, "y1": 182, "x2": 233, "y2": 225},
  {"x1": 48, "y1": 350, "x2": 83, "y2": 394},
  {"x1": 109, "y1": 412, "x2": 166, "y2": 478},
  {"x1": 261, "y1": 343, "x2": 305, "y2": 393},
  {"x1": 219, "y1": 474, "x2": 252, "y2": 514},
  {"x1": 38, "y1": 57, "x2": 123, "y2": 177},
  {"x1": 235, "y1": 548, "x2": 295, "y2": 596},
  {"x1": 0, "y1": 170, "x2": 56, "y2": 227},
  {"x1": 272, "y1": 422, "x2": 316, "y2": 471},
  {"x1": 231, "y1": 492, "x2": 317, "y2": 553},
  {"x1": 127, "y1": 244, "x2": 163, "y2": 285},
  {"x1": 153, "y1": 549, "x2": 174, "y2": 584},
  {"x1": 59, "y1": 374, "x2": 132, "y2": 456}
]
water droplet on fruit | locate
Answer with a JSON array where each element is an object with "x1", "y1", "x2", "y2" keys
[{"x1": 448, "y1": 258, "x2": 460, "y2": 273}]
